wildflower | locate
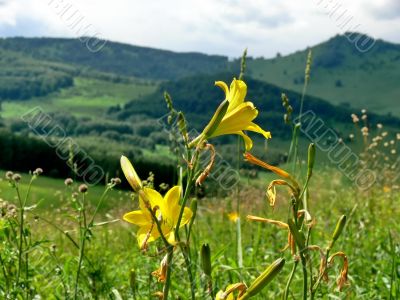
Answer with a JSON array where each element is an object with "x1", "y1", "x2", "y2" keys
[
  {"x1": 196, "y1": 78, "x2": 271, "y2": 151},
  {"x1": 123, "y1": 185, "x2": 193, "y2": 249},
  {"x1": 12, "y1": 173, "x2": 21, "y2": 182},
  {"x1": 64, "y1": 178, "x2": 73, "y2": 186},
  {"x1": 391, "y1": 149, "x2": 396, "y2": 155},
  {"x1": 390, "y1": 140, "x2": 395, "y2": 145},
  {"x1": 5, "y1": 171, "x2": 13, "y2": 180},
  {"x1": 228, "y1": 212, "x2": 239, "y2": 223},
  {"x1": 361, "y1": 114, "x2": 367, "y2": 121},
  {"x1": 78, "y1": 184, "x2": 88, "y2": 193},
  {"x1": 351, "y1": 114, "x2": 359, "y2": 123},
  {"x1": 361, "y1": 109, "x2": 367, "y2": 114},
  {"x1": 377, "y1": 123, "x2": 383, "y2": 129},
  {"x1": 397, "y1": 133, "x2": 400, "y2": 140},
  {"x1": 361, "y1": 127, "x2": 369, "y2": 137},
  {"x1": 383, "y1": 186, "x2": 391, "y2": 193},
  {"x1": 349, "y1": 134, "x2": 354, "y2": 140},
  {"x1": 382, "y1": 131, "x2": 388, "y2": 137},
  {"x1": 33, "y1": 168, "x2": 43, "y2": 176}
]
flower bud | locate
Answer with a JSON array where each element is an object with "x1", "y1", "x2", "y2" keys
[
  {"x1": 78, "y1": 184, "x2": 88, "y2": 193},
  {"x1": 33, "y1": 168, "x2": 43, "y2": 176},
  {"x1": 12, "y1": 173, "x2": 21, "y2": 182},
  {"x1": 307, "y1": 143, "x2": 316, "y2": 179},
  {"x1": 240, "y1": 258, "x2": 285, "y2": 299},
  {"x1": 328, "y1": 215, "x2": 346, "y2": 250},
  {"x1": 64, "y1": 178, "x2": 73, "y2": 186},
  {"x1": 120, "y1": 155, "x2": 142, "y2": 192},
  {"x1": 190, "y1": 199, "x2": 198, "y2": 220},
  {"x1": 201, "y1": 244, "x2": 212, "y2": 277},
  {"x1": 129, "y1": 269, "x2": 136, "y2": 292}
]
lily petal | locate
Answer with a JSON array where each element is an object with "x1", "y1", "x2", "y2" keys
[
  {"x1": 136, "y1": 224, "x2": 160, "y2": 248},
  {"x1": 215, "y1": 81, "x2": 229, "y2": 98},
  {"x1": 245, "y1": 122, "x2": 271, "y2": 139},
  {"x1": 123, "y1": 210, "x2": 150, "y2": 226},
  {"x1": 163, "y1": 185, "x2": 181, "y2": 219},
  {"x1": 179, "y1": 207, "x2": 194, "y2": 227},
  {"x1": 211, "y1": 103, "x2": 258, "y2": 137},
  {"x1": 227, "y1": 79, "x2": 247, "y2": 112},
  {"x1": 236, "y1": 131, "x2": 253, "y2": 151},
  {"x1": 141, "y1": 187, "x2": 164, "y2": 209}
]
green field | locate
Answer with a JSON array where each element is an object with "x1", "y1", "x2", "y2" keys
[{"x1": 1, "y1": 77, "x2": 157, "y2": 119}]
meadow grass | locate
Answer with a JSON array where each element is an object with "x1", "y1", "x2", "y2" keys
[{"x1": 0, "y1": 167, "x2": 398, "y2": 299}]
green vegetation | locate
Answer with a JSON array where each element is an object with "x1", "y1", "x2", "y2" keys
[
  {"x1": 246, "y1": 34, "x2": 400, "y2": 116},
  {"x1": 1, "y1": 77, "x2": 157, "y2": 119},
  {"x1": 0, "y1": 37, "x2": 229, "y2": 80}
]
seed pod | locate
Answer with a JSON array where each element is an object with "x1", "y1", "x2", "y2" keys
[
  {"x1": 203, "y1": 99, "x2": 229, "y2": 138},
  {"x1": 307, "y1": 143, "x2": 316, "y2": 179},
  {"x1": 329, "y1": 215, "x2": 347, "y2": 250},
  {"x1": 201, "y1": 244, "x2": 212, "y2": 277},
  {"x1": 240, "y1": 258, "x2": 285, "y2": 299}
]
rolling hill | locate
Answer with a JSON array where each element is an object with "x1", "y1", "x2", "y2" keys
[
  {"x1": 1, "y1": 34, "x2": 399, "y2": 117},
  {"x1": 246, "y1": 33, "x2": 400, "y2": 116}
]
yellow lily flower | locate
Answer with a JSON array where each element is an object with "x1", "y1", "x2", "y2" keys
[
  {"x1": 120, "y1": 155, "x2": 193, "y2": 248},
  {"x1": 204, "y1": 78, "x2": 271, "y2": 151},
  {"x1": 123, "y1": 185, "x2": 193, "y2": 249}
]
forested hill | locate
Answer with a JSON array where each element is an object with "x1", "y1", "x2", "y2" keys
[
  {"x1": 0, "y1": 37, "x2": 229, "y2": 80},
  {"x1": 109, "y1": 73, "x2": 400, "y2": 137},
  {"x1": 246, "y1": 33, "x2": 400, "y2": 116}
]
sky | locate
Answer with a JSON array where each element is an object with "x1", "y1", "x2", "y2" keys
[{"x1": 0, "y1": 0, "x2": 399, "y2": 58}]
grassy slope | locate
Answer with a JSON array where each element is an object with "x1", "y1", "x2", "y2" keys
[
  {"x1": 247, "y1": 34, "x2": 400, "y2": 116},
  {"x1": 1, "y1": 77, "x2": 157, "y2": 119}
]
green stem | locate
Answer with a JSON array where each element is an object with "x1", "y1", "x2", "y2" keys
[
  {"x1": 162, "y1": 245, "x2": 174, "y2": 300},
  {"x1": 300, "y1": 254, "x2": 308, "y2": 300},
  {"x1": 88, "y1": 186, "x2": 112, "y2": 226},
  {"x1": 74, "y1": 193, "x2": 88, "y2": 300},
  {"x1": 179, "y1": 243, "x2": 195, "y2": 300},
  {"x1": 0, "y1": 253, "x2": 9, "y2": 294},
  {"x1": 283, "y1": 260, "x2": 298, "y2": 300}
]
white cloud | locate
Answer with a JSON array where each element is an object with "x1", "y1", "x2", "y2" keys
[{"x1": 0, "y1": 0, "x2": 398, "y2": 57}]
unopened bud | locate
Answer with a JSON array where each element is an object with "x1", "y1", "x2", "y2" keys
[
  {"x1": 120, "y1": 156, "x2": 142, "y2": 192},
  {"x1": 190, "y1": 199, "x2": 198, "y2": 220},
  {"x1": 129, "y1": 269, "x2": 136, "y2": 292},
  {"x1": 329, "y1": 215, "x2": 346, "y2": 250},
  {"x1": 240, "y1": 258, "x2": 285, "y2": 299},
  {"x1": 201, "y1": 244, "x2": 212, "y2": 277},
  {"x1": 307, "y1": 143, "x2": 316, "y2": 179}
]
